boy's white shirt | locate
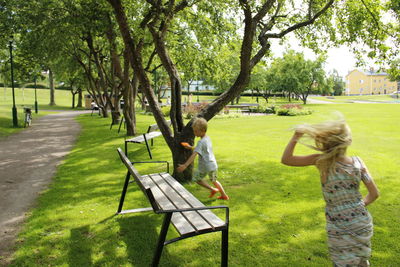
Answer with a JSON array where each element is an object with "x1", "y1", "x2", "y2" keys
[{"x1": 194, "y1": 135, "x2": 218, "y2": 172}]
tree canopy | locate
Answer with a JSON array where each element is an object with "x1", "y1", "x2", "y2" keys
[{"x1": 2, "y1": 0, "x2": 398, "y2": 181}]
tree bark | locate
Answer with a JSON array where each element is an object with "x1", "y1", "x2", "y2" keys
[
  {"x1": 122, "y1": 48, "x2": 137, "y2": 136},
  {"x1": 49, "y1": 68, "x2": 55, "y2": 106},
  {"x1": 77, "y1": 88, "x2": 83, "y2": 107},
  {"x1": 71, "y1": 92, "x2": 76, "y2": 108}
]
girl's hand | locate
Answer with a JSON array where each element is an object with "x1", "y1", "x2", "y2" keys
[{"x1": 293, "y1": 131, "x2": 304, "y2": 141}]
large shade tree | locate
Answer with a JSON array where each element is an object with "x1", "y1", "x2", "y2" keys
[{"x1": 107, "y1": 0, "x2": 391, "y2": 182}]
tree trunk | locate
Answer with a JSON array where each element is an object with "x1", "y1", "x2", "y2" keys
[
  {"x1": 122, "y1": 48, "x2": 137, "y2": 136},
  {"x1": 49, "y1": 68, "x2": 55, "y2": 106},
  {"x1": 170, "y1": 126, "x2": 195, "y2": 182},
  {"x1": 71, "y1": 92, "x2": 76, "y2": 108},
  {"x1": 77, "y1": 89, "x2": 83, "y2": 107},
  {"x1": 123, "y1": 77, "x2": 136, "y2": 136}
]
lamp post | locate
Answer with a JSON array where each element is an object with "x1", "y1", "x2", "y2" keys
[
  {"x1": 9, "y1": 37, "x2": 18, "y2": 127},
  {"x1": 1, "y1": 60, "x2": 5, "y2": 101},
  {"x1": 34, "y1": 73, "x2": 38, "y2": 113}
]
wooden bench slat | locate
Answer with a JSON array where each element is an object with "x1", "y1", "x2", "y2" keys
[
  {"x1": 148, "y1": 174, "x2": 213, "y2": 234},
  {"x1": 141, "y1": 175, "x2": 197, "y2": 235},
  {"x1": 126, "y1": 136, "x2": 145, "y2": 143},
  {"x1": 124, "y1": 121, "x2": 171, "y2": 159},
  {"x1": 160, "y1": 173, "x2": 225, "y2": 229},
  {"x1": 146, "y1": 131, "x2": 163, "y2": 139},
  {"x1": 125, "y1": 131, "x2": 163, "y2": 144},
  {"x1": 171, "y1": 213, "x2": 197, "y2": 236}
]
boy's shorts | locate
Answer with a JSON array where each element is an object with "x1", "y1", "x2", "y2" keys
[{"x1": 193, "y1": 169, "x2": 218, "y2": 182}]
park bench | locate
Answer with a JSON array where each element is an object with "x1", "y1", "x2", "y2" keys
[
  {"x1": 124, "y1": 121, "x2": 171, "y2": 159},
  {"x1": 225, "y1": 103, "x2": 259, "y2": 114},
  {"x1": 116, "y1": 148, "x2": 229, "y2": 267}
]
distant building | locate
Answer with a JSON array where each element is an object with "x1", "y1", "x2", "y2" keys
[
  {"x1": 158, "y1": 81, "x2": 215, "y2": 99},
  {"x1": 345, "y1": 69, "x2": 398, "y2": 95},
  {"x1": 185, "y1": 80, "x2": 215, "y2": 92}
]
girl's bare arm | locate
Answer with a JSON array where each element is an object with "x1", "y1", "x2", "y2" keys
[
  {"x1": 359, "y1": 158, "x2": 379, "y2": 206},
  {"x1": 281, "y1": 132, "x2": 320, "y2": 166},
  {"x1": 363, "y1": 179, "x2": 379, "y2": 206}
]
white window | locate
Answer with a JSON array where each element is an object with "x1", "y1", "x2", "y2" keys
[{"x1": 360, "y1": 79, "x2": 364, "y2": 84}]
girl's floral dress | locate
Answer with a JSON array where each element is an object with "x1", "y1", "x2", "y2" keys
[{"x1": 322, "y1": 156, "x2": 373, "y2": 266}]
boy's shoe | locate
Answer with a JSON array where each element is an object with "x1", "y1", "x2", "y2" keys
[
  {"x1": 217, "y1": 195, "x2": 229, "y2": 200},
  {"x1": 209, "y1": 189, "x2": 219, "y2": 198}
]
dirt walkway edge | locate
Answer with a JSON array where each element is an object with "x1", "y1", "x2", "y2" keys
[{"x1": 0, "y1": 111, "x2": 88, "y2": 266}]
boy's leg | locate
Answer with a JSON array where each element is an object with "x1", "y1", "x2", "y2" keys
[
  {"x1": 196, "y1": 180, "x2": 218, "y2": 193},
  {"x1": 194, "y1": 170, "x2": 218, "y2": 197},
  {"x1": 196, "y1": 180, "x2": 219, "y2": 198},
  {"x1": 213, "y1": 180, "x2": 229, "y2": 199},
  {"x1": 209, "y1": 171, "x2": 229, "y2": 199},
  {"x1": 196, "y1": 179, "x2": 214, "y2": 190}
]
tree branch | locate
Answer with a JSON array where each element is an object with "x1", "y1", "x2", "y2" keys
[
  {"x1": 265, "y1": 0, "x2": 335, "y2": 39},
  {"x1": 253, "y1": 0, "x2": 276, "y2": 22}
]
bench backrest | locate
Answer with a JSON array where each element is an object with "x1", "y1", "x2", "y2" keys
[
  {"x1": 117, "y1": 148, "x2": 159, "y2": 209},
  {"x1": 147, "y1": 120, "x2": 172, "y2": 133}
]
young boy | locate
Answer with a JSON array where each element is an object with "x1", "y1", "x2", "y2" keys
[{"x1": 177, "y1": 117, "x2": 229, "y2": 200}]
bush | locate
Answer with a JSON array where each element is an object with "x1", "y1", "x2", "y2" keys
[
  {"x1": 184, "y1": 102, "x2": 208, "y2": 119},
  {"x1": 247, "y1": 106, "x2": 264, "y2": 113},
  {"x1": 276, "y1": 104, "x2": 313, "y2": 116},
  {"x1": 161, "y1": 106, "x2": 170, "y2": 117},
  {"x1": 23, "y1": 83, "x2": 48, "y2": 89},
  {"x1": 264, "y1": 105, "x2": 276, "y2": 114}
]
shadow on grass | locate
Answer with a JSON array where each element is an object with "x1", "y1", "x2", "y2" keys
[
  {"x1": 117, "y1": 214, "x2": 182, "y2": 266},
  {"x1": 10, "y1": 113, "x2": 399, "y2": 266},
  {"x1": 69, "y1": 225, "x2": 92, "y2": 266}
]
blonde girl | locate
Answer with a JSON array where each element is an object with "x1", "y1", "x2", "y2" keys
[{"x1": 281, "y1": 118, "x2": 379, "y2": 267}]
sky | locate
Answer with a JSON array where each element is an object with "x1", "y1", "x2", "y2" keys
[{"x1": 271, "y1": 39, "x2": 361, "y2": 79}]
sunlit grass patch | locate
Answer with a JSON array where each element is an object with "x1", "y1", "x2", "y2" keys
[{"x1": 10, "y1": 104, "x2": 400, "y2": 266}]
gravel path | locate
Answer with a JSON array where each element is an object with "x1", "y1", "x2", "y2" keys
[{"x1": 0, "y1": 110, "x2": 87, "y2": 265}]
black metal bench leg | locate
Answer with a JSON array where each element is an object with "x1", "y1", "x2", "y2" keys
[
  {"x1": 143, "y1": 135, "x2": 153, "y2": 159},
  {"x1": 117, "y1": 171, "x2": 131, "y2": 214},
  {"x1": 221, "y1": 228, "x2": 229, "y2": 267},
  {"x1": 152, "y1": 213, "x2": 172, "y2": 267},
  {"x1": 125, "y1": 141, "x2": 128, "y2": 156},
  {"x1": 118, "y1": 116, "x2": 124, "y2": 133}
]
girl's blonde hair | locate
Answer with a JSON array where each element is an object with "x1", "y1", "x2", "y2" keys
[{"x1": 295, "y1": 118, "x2": 352, "y2": 174}]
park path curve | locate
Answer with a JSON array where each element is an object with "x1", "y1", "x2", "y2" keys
[{"x1": 0, "y1": 110, "x2": 88, "y2": 266}]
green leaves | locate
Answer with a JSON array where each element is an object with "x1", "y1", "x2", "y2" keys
[{"x1": 264, "y1": 50, "x2": 328, "y2": 103}]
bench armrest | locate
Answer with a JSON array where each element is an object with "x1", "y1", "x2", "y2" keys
[
  {"x1": 131, "y1": 160, "x2": 170, "y2": 173},
  {"x1": 156, "y1": 205, "x2": 230, "y2": 224}
]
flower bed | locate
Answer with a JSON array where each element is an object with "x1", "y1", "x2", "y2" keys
[{"x1": 276, "y1": 104, "x2": 313, "y2": 116}]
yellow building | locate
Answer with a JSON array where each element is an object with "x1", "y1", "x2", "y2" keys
[{"x1": 345, "y1": 69, "x2": 398, "y2": 95}]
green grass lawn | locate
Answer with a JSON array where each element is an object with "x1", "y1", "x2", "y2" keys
[
  {"x1": 0, "y1": 87, "x2": 81, "y2": 137},
  {"x1": 7, "y1": 103, "x2": 400, "y2": 266}
]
